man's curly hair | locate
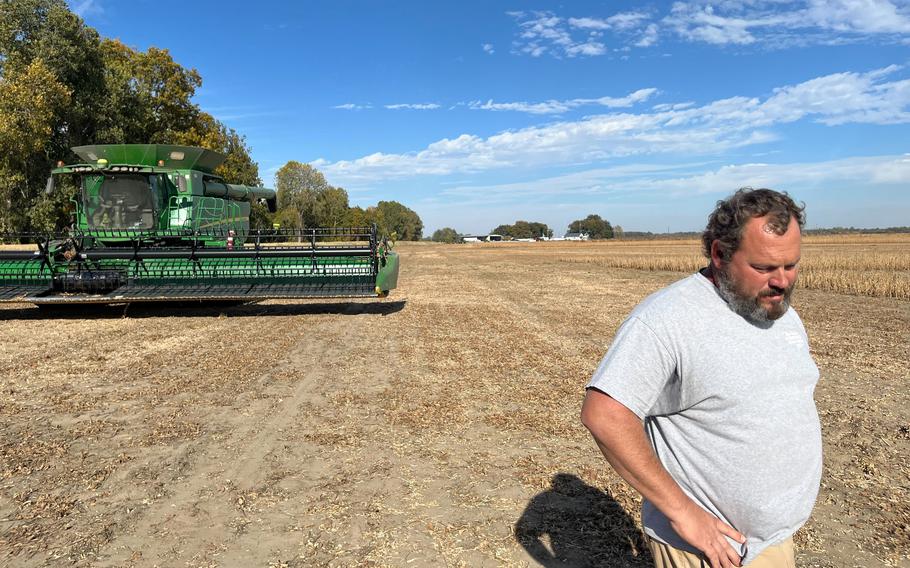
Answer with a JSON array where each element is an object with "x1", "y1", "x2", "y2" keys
[{"x1": 702, "y1": 188, "x2": 806, "y2": 262}]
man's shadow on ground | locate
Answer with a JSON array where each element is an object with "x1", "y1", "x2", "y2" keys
[{"x1": 515, "y1": 473, "x2": 652, "y2": 568}]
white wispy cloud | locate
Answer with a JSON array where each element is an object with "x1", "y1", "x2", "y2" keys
[
  {"x1": 652, "y1": 102, "x2": 696, "y2": 112},
  {"x1": 206, "y1": 105, "x2": 285, "y2": 121},
  {"x1": 511, "y1": 9, "x2": 663, "y2": 56},
  {"x1": 384, "y1": 103, "x2": 441, "y2": 110},
  {"x1": 482, "y1": 43, "x2": 495, "y2": 54},
  {"x1": 441, "y1": 162, "x2": 715, "y2": 200},
  {"x1": 333, "y1": 103, "x2": 373, "y2": 110},
  {"x1": 565, "y1": 41, "x2": 607, "y2": 56},
  {"x1": 636, "y1": 23, "x2": 660, "y2": 47},
  {"x1": 569, "y1": 12, "x2": 651, "y2": 31},
  {"x1": 70, "y1": 0, "x2": 103, "y2": 17},
  {"x1": 511, "y1": 11, "x2": 607, "y2": 58},
  {"x1": 314, "y1": 66, "x2": 910, "y2": 185},
  {"x1": 468, "y1": 88, "x2": 658, "y2": 115},
  {"x1": 806, "y1": 0, "x2": 910, "y2": 33},
  {"x1": 439, "y1": 155, "x2": 910, "y2": 203},
  {"x1": 638, "y1": 154, "x2": 910, "y2": 195},
  {"x1": 510, "y1": 2, "x2": 910, "y2": 57},
  {"x1": 665, "y1": 0, "x2": 910, "y2": 46},
  {"x1": 758, "y1": 65, "x2": 910, "y2": 125}
]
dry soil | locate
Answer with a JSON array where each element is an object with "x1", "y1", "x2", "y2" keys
[{"x1": 1, "y1": 241, "x2": 908, "y2": 567}]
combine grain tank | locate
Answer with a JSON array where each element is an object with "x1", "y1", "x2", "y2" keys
[{"x1": 0, "y1": 144, "x2": 399, "y2": 304}]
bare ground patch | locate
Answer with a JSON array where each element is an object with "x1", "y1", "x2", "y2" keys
[{"x1": 0, "y1": 241, "x2": 907, "y2": 567}]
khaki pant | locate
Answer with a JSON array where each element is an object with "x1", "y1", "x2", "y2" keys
[{"x1": 648, "y1": 537, "x2": 795, "y2": 568}]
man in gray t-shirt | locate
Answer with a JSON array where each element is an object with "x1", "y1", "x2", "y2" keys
[{"x1": 581, "y1": 189, "x2": 821, "y2": 568}]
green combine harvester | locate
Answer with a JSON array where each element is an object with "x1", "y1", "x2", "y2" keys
[{"x1": 0, "y1": 144, "x2": 399, "y2": 305}]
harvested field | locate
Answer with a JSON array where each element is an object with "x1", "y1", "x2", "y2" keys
[
  {"x1": 556, "y1": 233, "x2": 910, "y2": 300},
  {"x1": 1, "y1": 238, "x2": 908, "y2": 567}
]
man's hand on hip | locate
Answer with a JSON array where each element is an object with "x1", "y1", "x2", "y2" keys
[
  {"x1": 668, "y1": 500, "x2": 746, "y2": 568},
  {"x1": 581, "y1": 389, "x2": 746, "y2": 568}
]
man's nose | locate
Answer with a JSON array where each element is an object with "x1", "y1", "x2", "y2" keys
[{"x1": 769, "y1": 268, "x2": 789, "y2": 289}]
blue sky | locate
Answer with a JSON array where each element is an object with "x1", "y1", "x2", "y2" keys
[{"x1": 74, "y1": 0, "x2": 909, "y2": 234}]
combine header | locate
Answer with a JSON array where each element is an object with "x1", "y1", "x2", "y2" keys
[{"x1": 0, "y1": 144, "x2": 399, "y2": 305}]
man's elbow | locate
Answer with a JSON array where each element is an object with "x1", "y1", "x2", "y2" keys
[
  {"x1": 581, "y1": 389, "x2": 637, "y2": 435},
  {"x1": 580, "y1": 389, "x2": 608, "y2": 433}
]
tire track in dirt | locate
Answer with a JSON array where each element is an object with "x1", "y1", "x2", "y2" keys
[{"x1": 96, "y1": 309, "x2": 391, "y2": 566}]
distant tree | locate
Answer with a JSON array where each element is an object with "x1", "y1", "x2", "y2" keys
[
  {"x1": 613, "y1": 225, "x2": 624, "y2": 239},
  {"x1": 374, "y1": 200, "x2": 423, "y2": 240},
  {"x1": 315, "y1": 186, "x2": 349, "y2": 229},
  {"x1": 431, "y1": 227, "x2": 459, "y2": 243},
  {"x1": 248, "y1": 202, "x2": 273, "y2": 231},
  {"x1": 275, "y1": 161, "x2": 330, "y2": 229},
  {"x1": 528, "y1": 221, "x2": 553, "y2": 239},
  {"x1": 568, "y1": 214, "x2": 613, "y2": 239},
  {"x1": 272, "y1": 207, "x2": 299, "y2": 231},
  {"x1": 491, "y1": 220, "x2": 552, "y2": 239},
  {"x1": 344, "y1": 205, "x2": 372, "y2": 228},
  {"x1": 512, "y1": 221, "x2": 535, "y2": 239}
]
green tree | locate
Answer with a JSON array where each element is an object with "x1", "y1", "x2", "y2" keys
[
  {"x1": 275, "y1": 161, "x2": 330, "y2": 229},
  {"x1": 530, "y1": 222, "x2": 553, "y2": 239},
  {"x1": 0, "y1": 0, "x2": 101, "y2": 231},
  {"x1": 344, "y1": 205, "x2": 372, "y2": 229},
  {"x1": 0, "y1": 58, "x2": 71, "y2": 231},
  {"x1": 569, "y1": 214, "x2": 614, "y2": 239},
  {"x1": 431, "y1": 227, "x2": 459, "y2": 243},
  {"x1": 0, "y1": 0, "x2": 104, "y2": 150},
  {"x1": 316, "y1": 186, "x2": 349, "y2": 229},
  {"x1": 272, "y1": 207, "x2": 300, "y2": 231},
  {"x1": 492, "y1": 224, "x2": 513, "y2": 237},
  {"x1": 96, "y1": 39, "x2": 201, "y2": 144},
  {"x1": 26, "y1": 176, "x2": 78, "y2": 232},
  {"x1": 374, "y1": 200, "x2": 423, "y2": 240},
  {"x1": 248, "y1": 202, "x2": 273, "y2": 232},
  {"x1": 491, "y1": 220, "x2": 551, "y2": 239},
  {"x1": 513, "y1": 221, "x2": 534, "y2": 239}
]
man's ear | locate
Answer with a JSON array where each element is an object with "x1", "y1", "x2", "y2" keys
[{"x1": 710, "y1": 240, "x2": 724, "y2": 270}]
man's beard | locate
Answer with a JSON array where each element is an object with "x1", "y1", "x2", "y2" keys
[{"x1": 714, "y1": 266, "x2": 795, "y2": 323}]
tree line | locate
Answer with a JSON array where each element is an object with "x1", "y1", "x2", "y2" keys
[
  {"x1": 431, "y1": 213, "x2": 619, "y2": 242},
  {"x1": 492, "y1": 220, "x2": 553, "y2": 239},
  {"x1": 0, "y1": 0, "x2": 422, "y2": 240},
  {"x1": 274, "y1": 162, "x2": 422, "y2": 240}
]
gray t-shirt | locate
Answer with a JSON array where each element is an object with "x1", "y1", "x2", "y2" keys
[{"x1": 587, "y1": 272, "x2": 822, "y2": 565}]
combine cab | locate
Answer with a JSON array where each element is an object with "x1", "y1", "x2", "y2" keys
[{"x1": 0, "y1": 144, "x2": 399, "y2": 305}]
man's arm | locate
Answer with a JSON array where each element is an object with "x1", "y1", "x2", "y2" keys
[{"x1": 580, "y1": 388, "x2": 746, "y2": 568}]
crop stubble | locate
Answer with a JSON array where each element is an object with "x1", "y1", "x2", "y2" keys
[{"x1": 0, "y1": 238, "x2": 907, "y2": 567}]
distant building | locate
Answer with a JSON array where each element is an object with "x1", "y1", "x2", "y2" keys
[
  {"x1": 461, "y1": 234, "x2": 504, "y2": 243},
  {"x1": 564, "y1": 231, "x2": 590, "y2": 241}
]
